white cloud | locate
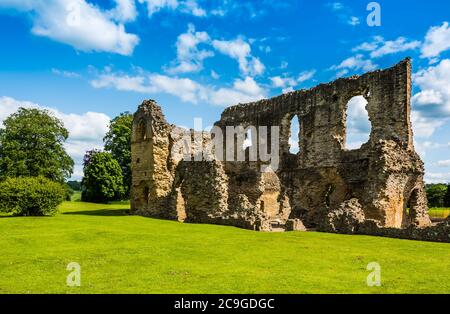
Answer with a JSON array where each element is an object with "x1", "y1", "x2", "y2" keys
[
  {"x1": 91, "y1": 70, "x2": 266, "y2": 106},
  {"x1": 212, "y1": 37, "x2": 265, "y2": 76},
  {"x1": 348, "y1": 16, "x2": 360, "y2": 26},
  {"x1": 282, "y1": 87, "x2": 294, "y2": 94},
  {"x1": 411, "y1": 60, "x2": 450, "y2": 139},
  {"x1": 331, "y1": 54, "x2": 377, "y2": 77},
  {"x1": 210, "y1": 70, "x2": 220, "y2": 79},
  {"x1": 270, "y1": 70, "x2": 315, "y2": 90},
  {"x1": 411, "y1": 60, "x2": 450, "y2": 140},
  {"x1": 51, "y1": 68, "x2": 81, "y2": 78},
  {"x1": 209, "y1": 77, "x2": 266, "y2": 106},
  {"x1": 0, "y1": 0, "x2": 139, "y2": 55},
  {"x1": 297, "y1": 70, "x2": 316, "y2": 83},
  {"x1": 353, "y1": 36, "x2": 421, "y2": 58},
  {"x1": 424, "y1": 172, "x2": 450, "y2": 184},
  {"x1": 437, "y1": 160, "x2": 450, "y2": 167},
  {"x1": 166, "y1": 24, "x2": 213, "y2": 74},
  {"x1": 326, "y1": 2, "x2": 360, "y2": 27},
  {"x1": 108, "y1": 0, "x2": 138, "y2": 23},
  {"x1": 138, "y1": 0, "x2": 206, "y2": 17},
  {"x1": 421, "y1": 22, "x2": 450, "y2": 59},
  {"x1": 0, "y1": 96, "x2": 110, "y2": 179},
  {"x1": 411, "y1": 111, "x2": 447, "y2": 138},
  {"x1": 327, "y1": 2, "x2": 344, "y2": 11}
]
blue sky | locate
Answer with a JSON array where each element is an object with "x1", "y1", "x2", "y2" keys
[{"x1": 0, "y1": 0, "x2": 449, "y2": 182}]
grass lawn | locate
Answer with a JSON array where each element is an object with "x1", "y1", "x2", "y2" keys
[
  {"x1": 1, "y1": 200, "x2": 450, "y2": 294},
  {"x1": 429, "y1": 208, "x2": 450, "y2": 219}
]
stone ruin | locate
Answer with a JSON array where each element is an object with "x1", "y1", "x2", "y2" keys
[{"x1": 130, "y1": 58, "x2": 450, "y2": 242}]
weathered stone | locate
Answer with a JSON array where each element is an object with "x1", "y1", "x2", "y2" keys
[
  {"x1": 321, "y1": 198, "x2": 365, "y2": 234},
  {"x1": 285, "y1": 219, "x2": 307, "y2": 231},
  {"x1": 130, "y1": 59, "x2": 442, "y2": 241}
]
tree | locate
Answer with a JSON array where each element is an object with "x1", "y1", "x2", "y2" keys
[
  {"x1": 81, "y1": 150, "x2": 125, "y2": 203},
  {"x1": 67, "y1": 180, "x2": 81, "y2": 191},
  {"x1": 103, "y1": 112, "x2": 133, "y2": 197},
  {"x1": 425, "y1": 184, "x2": 448, "y2": 207},
  {"x1": 445, "y1": 184, "x2": 450, "y2": 207},
  {"x1": 0, "y1": 107, "x2": 73, "y2": 182}
]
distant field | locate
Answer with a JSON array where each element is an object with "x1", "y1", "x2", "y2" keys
[
  {"x1": 1, "y1": 200, "x2": 450, "y2": 294},
  {"x1": 429, "y1": 208, "x2": 450, "y2": 219}
]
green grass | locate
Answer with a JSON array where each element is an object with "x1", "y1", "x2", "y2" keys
[
  {"x1": 1, "y1": 201, "x2": 450, "y2": 294},
  {"x1": 429, "y1": 208, "x2": 450, "y2": 219}
]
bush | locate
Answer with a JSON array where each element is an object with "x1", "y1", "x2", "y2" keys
[{"x1": 0, "y1": 176, "x2": 66, "y2": 216}]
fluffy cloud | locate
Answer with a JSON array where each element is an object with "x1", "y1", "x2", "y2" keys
[
  {"x1": 437, "y1": 160, "x2": 450, "y2": 167},
  {"x1": 166, "y1": 24, "x2": 213, "y2": 74},
  {"x1": 108, "y1": 0, "x2": 138, "y2": 23},
  {"x1": 424, "y1": 172, "x2": 450, "y2": 184},
  {"x1": 212, "y1": 37, "x2": 265, "y2": 76},
  {"x1": 326, "y1": 2, "x2": 360, "y2": 27},
  {"x1": 91, "y1": 70, "x2": 266, "y2": 106},
  {"x1": 269, "y1": 70, "x2": 316, "y2": 90},
  {"x1": 411, "y1": 59, "x2": 450, "y2": 139},
  {"x1": 353, "y1": 36, "x2": 421, "y2": 58},
  {"x1": 0, "y1": 0, "x2": 139, "y2": 55},
  {"x1": 0, "y1": 96, "x2": 110, "y2": 179},
  {"x1": 331, "y1": 54, "x2": 378, "y2": 77},
  {"x1": 51, "y1": 68, "x2": 81, "y2": 78},
  {"x1": 138, "y1": 0, "x2": 206, "y2": 17},
  {"x1": 421, "y1": 22, "x2": 450, "y2": 59},
  {"x1": 210, "y1": 77, "x2": 266, "y2": 106}
]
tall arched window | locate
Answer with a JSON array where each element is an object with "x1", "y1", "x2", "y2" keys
[
  {"x1": 345, "y1": 96, "x2": 371, "y2": 150},
  {"x1": 289, "y1": 115, "x2": 301, "y2": 154},
  {"x1": 136, "y1": 120, "x2": 147, "y2": 141}
]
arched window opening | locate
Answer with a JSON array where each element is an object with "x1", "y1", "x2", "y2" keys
[
  {"x1": 345, "y1": 96, "x2": 371, "y2": 150},
  {"x1": 136, "y1": 120, "x2": 147, "y2": 141},
  {"x1": 289, "y1": 116, "x2": 300, "y2": 154},
  {"x1": 404, "y1": 189, "x2": 419, "y2": 228}
]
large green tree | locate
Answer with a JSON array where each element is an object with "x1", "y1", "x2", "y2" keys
[
  {"x1": 425, "y1": 184, "x2": 448, "y2": 207},
  {"x1": 444, "y1": 184, "x2": 450, "y2": 207},
  {"x1": 103, "y1": 112, "x2": 133, "y2": 196},
  {"x1": 81, "y1": 150, "x2": 125, "y2": 203},
  {"x1": 0, "y1": 107, "x2": 73, "y2": 182}
]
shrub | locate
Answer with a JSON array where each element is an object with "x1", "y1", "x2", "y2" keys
[{"x1": 0, "y1": 176, "x2": 66, "y2": 216}]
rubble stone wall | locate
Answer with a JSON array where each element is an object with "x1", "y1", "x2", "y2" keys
[{"x1": 130, "y1": 58, "x2": 448, "y2": 242}]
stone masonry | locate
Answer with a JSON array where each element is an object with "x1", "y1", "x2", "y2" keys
[{"x1": 130, "y1": 58, "x2": 450, "y2": 242}]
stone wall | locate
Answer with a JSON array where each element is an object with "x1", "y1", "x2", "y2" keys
[{"x1": 130, "y1": 58, "x2": 447, "y2": 242}]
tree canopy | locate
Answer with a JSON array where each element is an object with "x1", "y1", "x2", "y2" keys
[
  {"x1": 445, "y1": 184, "x2": 450, "y2": 207},
  {"x1": 103, "y1": 112, "x2": 133, "y2": 196},
  {"x1": 426, "y1": 184, "x2": 448, "y2": 207},
  {"x1": 81, "y1": 150, "x2": 125, "y2": 203},
  {"x1": 0, "y1": 107, "x2": 73, "y2": 182}
]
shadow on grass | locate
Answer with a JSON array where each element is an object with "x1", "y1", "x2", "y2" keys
[{"x1": 63, "y1": 209, "x2": 130, "y2": 216}]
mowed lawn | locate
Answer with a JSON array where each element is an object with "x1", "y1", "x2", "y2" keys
[{"x1": 1, "y1": 200, "x2": 450, "y2": 294}]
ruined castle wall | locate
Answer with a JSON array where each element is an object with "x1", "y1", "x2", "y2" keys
[{"x1": 131, "y1": 58, "x2": 437, "y2": 239}]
